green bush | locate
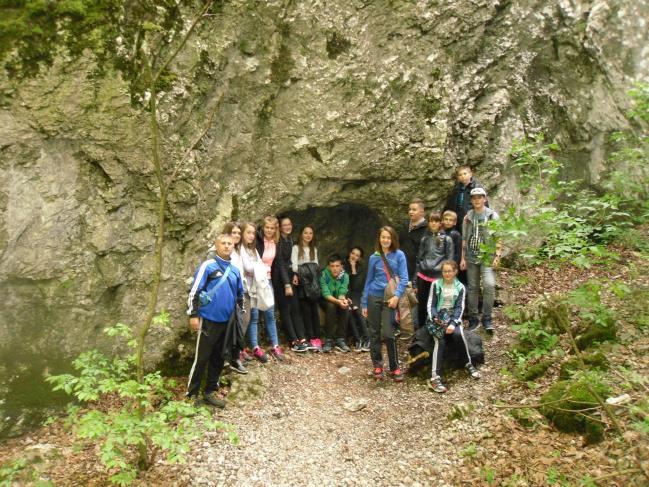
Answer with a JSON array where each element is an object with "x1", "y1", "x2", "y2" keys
[
  {"x1": 46, "y1": 323, "x2": 228, "y2": 486},
  {"x1": 559, "y1": 351, "x2": 608, "y2": 380}
]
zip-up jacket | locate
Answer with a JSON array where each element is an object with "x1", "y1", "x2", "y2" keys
[
  {"x1": 415, "y1": 231, "x2": 454, "y2": 279},
  {"x1": 444, "y1": 177, "x2": 487, "y2": 233},
  {"x1": 399, "y1": 219, "x2": 428, "y2": 279},
  {"x1": 361, "y1": 250, "x2": 409, "y2": 309},
  {"x1": 187, "y1": 255, "x2": 244, "y2": 323},
  {"x1": 320, "y1": 268, "x2": 349, "y2": 299},
  {"x1": 446, "y1": 229, "x2": 462, "y2": 266},
  {"x1": 427, "y1": 278, "x2": 465, "y2": 324}
]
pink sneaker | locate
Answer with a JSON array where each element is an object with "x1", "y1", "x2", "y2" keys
[
  {"x1": 270, "y1": 345, "x2": 285, "y2": 361},
  {"x1": 310, "y1": 338, "x2": 323, "y2": 352},
  {"x1": 252, "y1": 346, "x2": 269, "y2": 364}
]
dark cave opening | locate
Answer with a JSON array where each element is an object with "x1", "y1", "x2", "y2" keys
[{"x1": 283, "y1": 203, "x2": 384, "y2": 263}]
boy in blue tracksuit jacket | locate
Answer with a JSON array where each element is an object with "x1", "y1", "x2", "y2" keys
[
  {"x1": 426, "y1": 260, "x2": 480, "y2": 393},
  {"x1": 186, "y1": 234, "x2": 243, "y2": 407}
]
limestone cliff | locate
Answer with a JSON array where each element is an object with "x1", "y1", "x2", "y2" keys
[{"x1": 0, "y1": 0, "x2": 647, "y2": 436}]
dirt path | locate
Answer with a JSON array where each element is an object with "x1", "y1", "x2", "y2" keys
[{"x1": 169, "y1": 321, "x2": 515, "y2": 486}]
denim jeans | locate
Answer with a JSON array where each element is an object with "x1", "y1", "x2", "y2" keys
[
  {"x1": 466, "y1": 261, "x2": 496, "y2": 323},
  {"x1": 248, "y1": 306, "x2": 279, "y2": 348}
]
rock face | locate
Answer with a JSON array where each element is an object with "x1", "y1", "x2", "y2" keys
[{"x1": 0, "y1": 0, "x2": 647, "y2": 436}]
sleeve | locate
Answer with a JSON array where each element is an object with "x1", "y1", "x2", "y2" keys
[
  {"x1": 314, "y1": 247, "x2": 319, "y2": 265},
  {"x1": 427, "y1": 284, "x2": 438, "y2": 321},
  {"x1": 187, "y1": 261, "x2": 211, "y2": 317},
  {"x1": 291, "y1": 245, "x2": 299, "y2": 273},
  {"x1": 394, "y1": 251, "x2": 409, "y2": 298},
  {"x1": 320, "y1": 272, "x2": 332, "y2": 299},
  {"x1": 462, "y1": 211, "x2": 471, "y2": 241},
  {"x1": 445, "y1": 235, "x2": 454, "y2": 263},
  {"x1": 361, "y1": 257, "x2": 375, "y2": 309},
  {"x1": 340, "y1": 274, "x2": 349, "y2": 297},
  {"x1": 415, "y1": 236, "x2": 426, "y2": 277},
  {"x1": 279, "y1": 241, "x2": 292, "y2": 286},
  {"x1": 451, "y1": 284, "x2": 465, "y2": 324}
]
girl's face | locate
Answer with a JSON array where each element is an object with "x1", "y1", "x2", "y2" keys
[
  {"x1": 301, "y1": 227, "x2": 314, "y2": 244},
  {"x1": 263, "y1": 223, "x2": 276, "y2": 239},
  {"x1": 441, "y1": 264, "x2": 457, "y2": 282},
  {"x1": 280, "y1": 218, "x2": 292, "y2": 236},
  {"x1": 428, "y1": 219, "x2": 441, "y2": 233},
  {"x1": 349, "y1": 248, "x2": 362, "y2": 263},
  {"x1": 243, "y1": 225, "x2": 256, "y2": 245},
  {"x1": 231, "y1": 226, "x2": 241, "y2": 244},
  {"x1": 379, "y1": 231, "x2": 392, "y2": 250}
]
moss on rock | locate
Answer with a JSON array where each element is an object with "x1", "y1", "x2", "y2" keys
[
  {"x1": 517, "y1": 358, "x2": 553, "y2": 381},
  {"x1": 575, "y1": 319, "x2": 616, "y2": 351},
  {"x1": 559, "y1": 350, "x2": 609, "y2": 380},
  {"x1": 540, "y1": 379, "x2": 609, "y2": 444}
]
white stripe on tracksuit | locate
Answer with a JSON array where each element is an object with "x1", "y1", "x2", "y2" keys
[
  {"x1": 186, "y1": 259, "x2": 215, "y2": 315},
  {"x1": 187, "y1": 317, "x2": 203, "y2": 391}
]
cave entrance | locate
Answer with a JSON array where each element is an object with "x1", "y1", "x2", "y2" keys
[{"x1": 284, "y1": 203, "x2": 382, "y2": 264}]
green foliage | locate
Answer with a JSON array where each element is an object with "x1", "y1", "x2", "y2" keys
[
  {"x1": 0, "y1": 458, "x2": 28, "y2": 485},
  {"x1": 540, "y1": 373, "x2": 609, "y2": 444},
  {"x1": 46, "y1": 324, "x2": 226, "y2": 485},
  {"x1": 487, "y1": 83, "x2": 649, "y2": 268},
  {"x1": 0, "y1": 1, "x2": 211, "y2": 100}
]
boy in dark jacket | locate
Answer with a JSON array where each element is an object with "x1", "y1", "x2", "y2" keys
[
  {"x1": 442, "y1": 210, "x2": 464, "y2": 283},
  {"x1": 399, "y1": 198, "x2": 428, "y2": 280},
  {"x1": 444, "y1": 166, "x2": 487, "y2": 234}
]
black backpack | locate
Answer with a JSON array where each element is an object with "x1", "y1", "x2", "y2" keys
[{"x1": 298, "y1": 262, "x2": 321, "y2": 302}]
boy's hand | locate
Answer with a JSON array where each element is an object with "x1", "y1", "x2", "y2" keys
[
  {"x1": 460, "y1": 258, "x2": 466, "y2": 271},
  {"x1": 189, "y1": 317, "x2": 200, "y2": 332},
  {"x1": 362, "y1": 308, "x2": 368, "y2": 318},
  {"x1": 445, "y1": 324, "x2": 455, "y2": 334}
]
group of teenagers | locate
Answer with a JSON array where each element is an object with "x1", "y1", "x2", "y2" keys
[{"x1": 186, "y1": 165, "x2": 502, "y2": 407}]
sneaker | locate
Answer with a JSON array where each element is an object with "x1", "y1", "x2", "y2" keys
[
  {"x1": 335, "y1": 339, "x2": 350, "y2": 352},
  {"x1": 322, "y1": 339, "x2": 334, "y2": 353},
  {"x1": 465, "y1": 363, "x2": 480, "y2": 379},
  {"x1": 309, "y1": 338, "x2": 322, "y2": 352},
  {"x1": 306, "y1": 339, "x2": 318, "y2": 351},
  {"x1": 407, "y1": 350, "x2": 430, "y2": 366},
  {"x1": 240, "y1": 349, "x2": 253, "y2": 363},
  {"x1": 253, "y1": 346, "x2": 269, "y2": 364},
  {"x1": 361, "y1": 340, "x2": 371, "y2": 352},
  {"x1": 291, "y1": 340, "x2": 308, "y2": 353},
  {"x1": 429, "y1": 376, "x2": 447, "y2": 393},
  {"x1": 354, "y1": 340, "x2": 363, "y2": 353},
  {"x1": 483, "y1": 320, "x2": 495, "y2": 334},
  {"x1": 391, "y1": 368, "x2": 404, "y2": 382},
  {"x1": 270, "y1": 345, "x2": 285, "y2": 361},
  {"x1": 373, "y1": 367, "x2": 384, "y2": 380},
  {"x1": 203, "y1": 391, "x2": 226, "y2": 408},
  {"x1": 229, "y1": 359, "x2": 248, "y2": 374},
  {"x1": 187, "y1": 395, "x2": 203, "y2": 408}
]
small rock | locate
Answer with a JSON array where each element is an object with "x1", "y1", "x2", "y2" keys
[
  {"x1": 343, "y1": 398, "x2": 368, "y2": 412},
  {"x1": 338, "y1": 366, "x2": 352, "y2": 375}
]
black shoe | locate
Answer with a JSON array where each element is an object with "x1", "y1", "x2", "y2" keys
[
  {"x1": 354, "y1": 340, "x2": 363, "y2": 352},
  {"x1": 187, "y1": 395, "x2": 203, "y2": 408},
  {"x1": 361, "y1": 340, "x2": 371, "y2": 352},
  {"x1": 229, "y1": 359, "x2": 248, "y2": 375},
  {"x1": 465, "y1": 363, "x2": 481, "y2": 379},
  {"x1": 467, "y1": 319, "x2": 480, "y2": 331},
  {"x1": 335, "y1": 339, "x2": 350, "y2": 352},
  {"x1": 203, "y1": 392, "x2": 226, "y2": 409},
  {"x1": 483, "y1": 320, "x2": 495, "y2": 334},
  {"x1": 322, "y1": 339, "x2": 334, "y2": 353}
]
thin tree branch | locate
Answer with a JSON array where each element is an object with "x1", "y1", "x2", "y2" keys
[{"x1": 152, "y1": 0, "x2": 213, "y2": 85}]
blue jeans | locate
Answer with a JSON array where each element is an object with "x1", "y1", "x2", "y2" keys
[
  {"x1": 466, "y1": 261, "x2": 496, "y2": 323},
  {"x1": 248, "y1": 306, "x2": 279, "y2": 349}
]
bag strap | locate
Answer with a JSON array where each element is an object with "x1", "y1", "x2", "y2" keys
[
  {"x1": 379, "y1": 252, "x2": 394, "y2": 280},
  {"x1": 205, "y1": 264, "x2": 232, "y2": 301}
]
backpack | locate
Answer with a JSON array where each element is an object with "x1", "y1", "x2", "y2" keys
[{"x1": 298, "y1": 262, "x2": 321, "y2": 302}]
